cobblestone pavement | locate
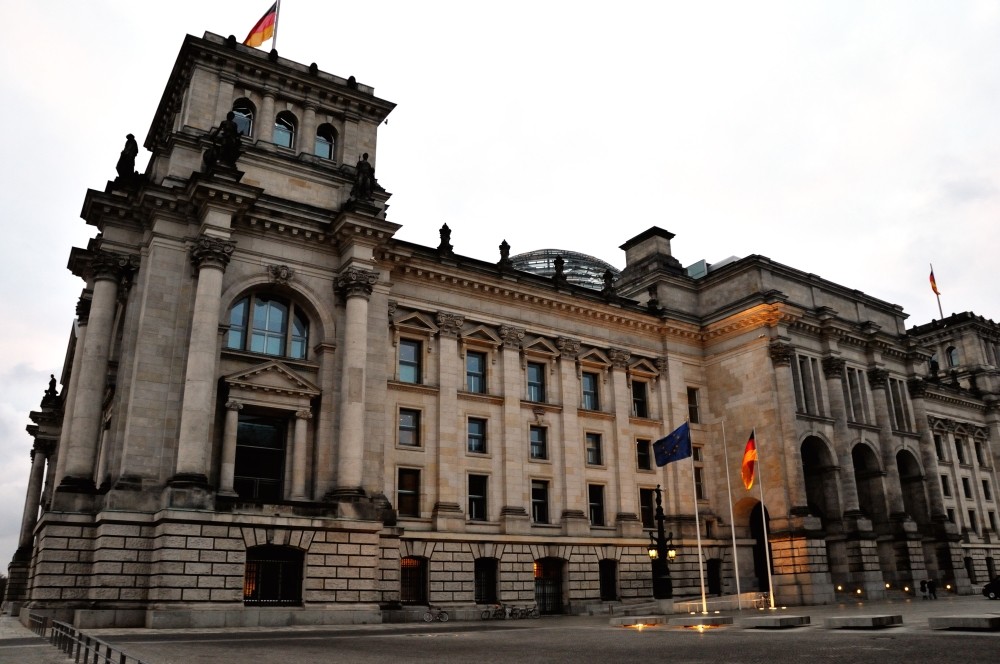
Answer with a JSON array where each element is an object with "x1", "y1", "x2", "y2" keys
[{"x1": 4, "y1": 595, "x2": 999, "y2": 664}]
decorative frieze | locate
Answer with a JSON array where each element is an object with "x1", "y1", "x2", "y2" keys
[
  {"x1": 190, "y1": 236, "x2": 235, "y2": 271},
  {"x1": 336, "y1": 267, "x2": 379, "y2": 299}
]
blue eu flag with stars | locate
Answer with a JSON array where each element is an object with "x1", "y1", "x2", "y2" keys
[{"x1": 653, "y1": 422, "x2": 692, "y2": 467}]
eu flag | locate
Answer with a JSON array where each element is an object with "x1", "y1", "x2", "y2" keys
[{"x1": 653, "y1": 422, "x2": 692, "y2": 467}]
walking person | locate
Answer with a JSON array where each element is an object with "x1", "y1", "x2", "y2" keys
[
  {"x1": 927, "y1": 578, "x2": 938, "y2": 599},
  {"x1": 919, "y1": 579, "x2": 928, "y2": 599}
]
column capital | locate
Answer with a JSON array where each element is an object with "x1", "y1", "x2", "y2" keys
[
  {"x1": 190, "y1": 235, "x2": 236, "y2": 271},
  {"x1": 336, "y1": 267, "x2": 378, "y2": 300},
  {"x1": 906, "y1": 377, "x2": 928, "y2": 399},
  {"x1": 225, "y1": 399, "x2": 243, "y2": 411},
  {"x1": 608, "y1": 348, "x2": 631, "y2": 369},
  {"x1": 90, "y1": 250, "x2": 139, "y2": 282},
  {"x1": 768, "y1": 341, "x2": 794, "y2": 366},
  {"x1": 436, "y1": 311, "x2": 464, "y2": 337},
  {"x1": 498, "y1": 324, "x2": 525, "y2": 349},
  {"x1": 822, "y1": 356, "x2": 846, "y2": 379},
  {"x1": 295, "y1": 410, "x2": 314, "y2": 420},
  {"x1": 867, "y1": 367, "x2": 889, "y2": 389},
  {"x1": 556, "y1": 337, "x2": 581, "y2": 359}
]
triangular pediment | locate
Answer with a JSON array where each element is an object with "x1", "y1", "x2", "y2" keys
[
  {"x1": 629, "y1": 358, "x2": 659, "y2": 377},
  {"x1": 461, "y1": 324, "x2": 502, "y2": 347},
  {"x1": 391, "y1": 310, "x2": 439, "y2": 335},
  {"x1": 578, "y1": 348, "x2": 611, "y2": 368},
  {"x1": 224, "y1": 360, "x2": 321, "y2": 398},
  {"x1": 523, "y1": 336, "x2": 559, "y2": 357}
]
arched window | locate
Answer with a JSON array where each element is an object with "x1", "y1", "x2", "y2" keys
[
  {"x1": 232, "y1": 98, "x2": 256, "y2": 136},
  {"x1": 274, "y1": 111, "x2": 297, "y2": 149},
  {"x1": 946, "y1": 346, "x2": 959, "y2": 368},
  {"x1": 227, "y1": 294, "x2": 309, "y2": 359},
  {"x1": 315, "y1": 123, "x2": 337, "y2": 160}
]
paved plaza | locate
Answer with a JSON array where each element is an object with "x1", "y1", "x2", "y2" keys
[{"x1": 3, "y1": 595, "x2": 999, "y2": 664}]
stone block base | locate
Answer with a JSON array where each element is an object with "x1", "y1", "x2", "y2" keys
[
  {"x1": 145, "y1": 606, "x2": 383, "y2": 628},
  {"x1": 610, "y1": 615, "x2": 667, "y2": 627},
  {"x1": 745, "y1": 615, "x2": 811, "y2": 628},
  {"x1": 928, "y1": 615, "x2": 1000, "y2": 631},
  {"x1": 824, "y1": 614, "x2": 902, "y2": 629}
]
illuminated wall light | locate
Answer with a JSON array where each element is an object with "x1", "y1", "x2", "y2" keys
[
  {"x1": 885, "y1": 583, "x2": 891, "y2": 589},
  {"x1": 836, "y1": 585, "x2": 843, "y2": 591},
  {"x1": 856, "y1": 589, "x2": 863, "y2": 595},
  {"x1": 904, "y1": 586, "x2": 910, "y2": 592}
]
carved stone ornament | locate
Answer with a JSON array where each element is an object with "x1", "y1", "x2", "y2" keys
[
  {"x1": 436, "y1": 311, "x2": 465, "y2": 337},
  {"x1": 867, "y1": 368, "x2": 889, "y2": 389},
  {"x1": 91, "y1": 251, "x2": 140, "y2": 282},
  {"x1": 608, "y1": 348, "x2": 631, "y2": 369},
  {"x1": 821, "y1": 356, "x2": 846, "y2": 379},
  {"x1": 556, "y1": 337, "x2": 581, "y2": 359},
  {"x1": 906, "y1": 377, "x2": 928, "y2": 399},
  {"x1": 76, "y1": 294, "x2": 92, "y2": 323},
  {"x1": 655, "y1": 357, "x2": 670, "y2": 374},
  {"x1": 499, "y1": 324, "x2": 525, "y2": 349},
  {"x1": 768, "y1": 341, "x2": 794, "y2": 366},
  {"x1": 190, "y1": 236, "x2": 236, "y2": 271},
  {"x1": 267, "y1": 264, "x2": 295, "y2": 285},
  {"x1": 225, "y1": 399, "x2": 243, "y2": 412},
  {"x1": 336, "y1": 267, "x2": 379, "y2": 299},
  {"x1": 295, "y1": 410, "x2": 314, "y2": 420},
  {"x1": 387, "y1": 300, "x2": 398, "y2": 318}
]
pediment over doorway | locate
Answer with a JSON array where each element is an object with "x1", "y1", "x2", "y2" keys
[{"x1": 223, "y1": 361, "x2": 321, "y2": 410}]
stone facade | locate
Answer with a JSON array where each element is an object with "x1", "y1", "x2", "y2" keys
[{"x1": 4, "y1": 32, "x2": 999, "y2": 627}]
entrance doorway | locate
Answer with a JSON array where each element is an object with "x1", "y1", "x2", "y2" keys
[{"x1": 534, "y1": 558, "x2": 564, "y2": 614}]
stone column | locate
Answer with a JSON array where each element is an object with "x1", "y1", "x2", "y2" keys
[
  {"x1": 555, "y1": 337, "x2": 586, "y2": 535},
  {"x1": 172, "y1": 236, "x2": 235, "y2": 487},
  {"x1": 15, "y1": 442, "x2": 50, "y2": 558},
  {"x1": 498, "y1": 324, "x2": 529, "y2": 533},
  {"x1": 823, "y1": 357, "x2": 861, "y2": 514},
  {"x1": 434, "y1": 312, "x2": 465, "y2": 529},
  {"x1": 301, "y1": 104, "x2": 317, "y2": 155},
  {"x1": 259, "y1": 91, "x2": 276, "y2": 143},
  {"x1": 768, "y1": 341, "x2": 809, "y2": 512},
  {"x1": 332, "y1": 267, "x2": 378, "y2": 497},
  {"x1": 609, "y1": 348, "x2": 638, "y2": 535},
  {"x1": 218, "y1": 399, "x2": 242, "y2": 496},
  {"x1": 312, "y1": 342, "x2": 338, "y2": 499},
  {"x1": 52, "y1": 295, "x2": 89, "y2": 492},
  {"x1": 864, "y1": 368, "x2": 906, "y2": 516},
  {"x1": 290, "y1": 410, "x2": 313, "y2": 501},
  {"x1": 60, "y1": 252, "x2": 129, "y2": 491},
  {"x1": 907, "y1": 378, "x2": 948, "y2": 520}
]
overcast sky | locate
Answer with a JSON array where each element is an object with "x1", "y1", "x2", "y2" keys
[{"x1": 1, "y1": 1, "x2": 999, "y2": 568}]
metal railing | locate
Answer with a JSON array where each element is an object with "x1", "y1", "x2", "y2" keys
[
  {"x1": 49, "y1": 620, "x2": 148, "y2": 664},
  {"x1": 28, "y1": 612, "x2": 49, "y2": 637}
]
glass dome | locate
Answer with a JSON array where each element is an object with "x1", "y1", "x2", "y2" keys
[{"x1": 510, "y1": 249, "x2": 620, "y2": 290}]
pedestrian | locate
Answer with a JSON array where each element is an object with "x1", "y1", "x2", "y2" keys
[
  {"x1": 927, "y1": 578, "x2": 937, "y2": 599},
  {"x1": 919, "y1": 579, "x2": 927, "y2": 599}
]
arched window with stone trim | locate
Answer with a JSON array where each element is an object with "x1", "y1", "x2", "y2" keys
[
  {"x1": 232, "y1": 98, "x2": 256, "y2": 136},
  {"x1": 315, "y1": 123, "x2": 337, "y2": 160},
  {"x1": 226, "y1": 293, "x2": 309, "y2": 360},
  {"x1": 274, "y1": 110, "x2": 297, "y2": 149}
]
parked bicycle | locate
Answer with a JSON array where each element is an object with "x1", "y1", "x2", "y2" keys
[
  {"x1": 423, "y1": 605, "x2": 450, "y2": 622},
  {"x1": 481, "y1": 603, "x2": 507, "y2": 620}
]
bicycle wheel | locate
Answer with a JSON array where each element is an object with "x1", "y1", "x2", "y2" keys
[
  {"x1": 423, "y1": 611, "x2": 433, "y2": 623},
  {"x1": 439, "y1": 611, "x2": 449, "y2": 622},
  {"x1": 481, "y1": 609, "x2": 491, "y2": 620}
]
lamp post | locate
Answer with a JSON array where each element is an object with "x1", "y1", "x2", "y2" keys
[{"x1": 647, "y1": 484, "x2": 675, "y2": 599}]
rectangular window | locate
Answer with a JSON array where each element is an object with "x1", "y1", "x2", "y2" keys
[
  {"x1": 989, "y1": 511, "x2": 997, "y2": 532},
  {"x1": 694, "y1": 467, "x2": 705, "y2": 500},
  {"x1": 632, "y1": 380, "x2": 650, "y2": 418},
  {"x1": 947, "y1": 508, "x2": 955, "y2": 523},
  {"x1": 530, "y1": 425, "x2": 548, "y2": 460},
  {"x1": 636, "y1": 439, "x2": 652, "y2": 470},
  {"x1": 934, "y1": 434, "x2": 946, "y2": 462},
  {"x1": 586, "y1": 432, "x2": 603, "y2": 465},
  {"x1": 527, "y1": 361, "x2": 546, "y2": 402},
  {"x1": 843, "y1": 367, "x2": 871, "y2": 424},
  {"x1": 955, "y1": 437, "x2": 967, "y2": 464},
  {"x1": 984, "y1": 479, "x2": 993, "y2": 501},
  {"x1": 582, "y1": 371, "x2": 600, "y2": 410},
  {"x1": 969, "y1": 509, "x2": 978, "y2": 533},
  {"x1": 941, "y1": 474, "x2": 952, "y2": 498},
  {"x1": 398, "y1": 409, "x2": 421, "y2": 447},
  {"x1": 687, "y1": 387, "x2": 700, "y2": 424},
  {"x1": 468, "y1": 474, "x2": 488, "y2": 521},
  {"x1": 398, "y1": 339, "x2": 422, "y2": 384},
  {"x1": 397, "y1": 468, "x2": 420, "y2": 517},
  {"x1": 588, "y1": 484, "x2": 605, "y2": 526},
  {"x1": 962, "y1": 476, "x2": 972, "y2": 499},
  {"x1": 887, "y1": 378, "x2": 912, "y2": 431},
  {"x1": 639, "y1": 488, "x2": 655, "y2": 528},
  {"x1": 466, "y1": 351, "x2": 487, "y2": 393},
  {"x1": 467, "y1": 417, "x2": 487, "y2": 454},
  {"x1": 974, "y1": 440, "x2": 986, "y2": 466},
  {"x1": 531, "y1": 480, "x2": 549, "y2": 524},
  {"x1": 791, "y1": 355, "x2": 824, "y2": 416}
]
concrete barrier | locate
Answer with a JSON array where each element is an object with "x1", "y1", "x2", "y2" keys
[
  {"x1": 824, "y1": 614, "x2": 902, "y2": 629},
  {"x1": 928, "y1": 615, "x2": 1000, "y2": 631},
  {"x1": 745, "y1": 615, "x2": 811, "y2": 628}
]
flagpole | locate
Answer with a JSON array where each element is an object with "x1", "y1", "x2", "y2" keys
[
  {"x1": 273, "y1": 0, "x2": 281, "y2": 51},
  {"x1": 756, "y1": 428, "x2": 775, "y2": 609},
  {"x1": 720, "y1": 419, "x2": 742, "y2": 609},
  {"x1": 690, "y1": 425, "x2": 708, "y2": 614},
  {"x1": 930, "y1": 263, "x2": 944, "y2": 319}
]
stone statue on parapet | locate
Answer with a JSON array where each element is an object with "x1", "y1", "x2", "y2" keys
[
  {"x1": 351, "y1": 153, "x2": 376, "y2": 200},
  {"x1": 203, "y1": 112, "x2": 242, "y2": 170},
  {"x1": 115, "y1": 133, "x2": 139, "y2": 179}
]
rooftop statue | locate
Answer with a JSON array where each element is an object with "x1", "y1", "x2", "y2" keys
[
  {"x1": 115, "y1": 133, "x2": 138, "y2": 179},
  {"x1": 203, "y1": 112, "x2": 242, "y2": 170}
]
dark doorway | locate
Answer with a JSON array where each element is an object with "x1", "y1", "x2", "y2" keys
[
  {"x1": 599, "y1": 559, "x2": 618, "y2": 601},
  {"x1": 534, "y1": 558, "x2": 564, "y2": 614},
  {"x1": 474, "y1": 558, "x2": 498, "y2": 604},
  {"x1": 707, "y1": 558, "x2": 723, "y2": 596},
  {"x1": 400, "y1": 556, "x2": 428, "y2": 604},
  {"x1": 750, "y1": 502, "x2": 772, "y2": 592},
  {"x1": 243, "y1": 545, "x2": 303, "y2": 606},
  {"x1": 234, "y1": 414, "x2": 286, "y2": 501}
]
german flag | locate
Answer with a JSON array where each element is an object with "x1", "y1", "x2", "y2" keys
[
  {"x1": 929, "y1": 268, "x2": 940, "y2": 296},
  {"x1": 244, "y1": 3, "x2": 278, "y2": 48},
  {"x1": 741, "y1": 431, "x2": 758, "y2": 490}
]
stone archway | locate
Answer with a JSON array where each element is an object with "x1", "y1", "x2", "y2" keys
[
  {"x1": 801, "y1": 436, "x2": 841, "y2": 531},
  {"x1": 852, "y1": 443, "x2": 889, "y2": 530},
  {"x1": 896, "y1": 449, "x2": 930, "y2": 529}
]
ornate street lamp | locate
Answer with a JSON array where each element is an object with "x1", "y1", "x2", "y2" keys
[{"x1": 647, "y1": 484, "x2": 674, "y2": 599}]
